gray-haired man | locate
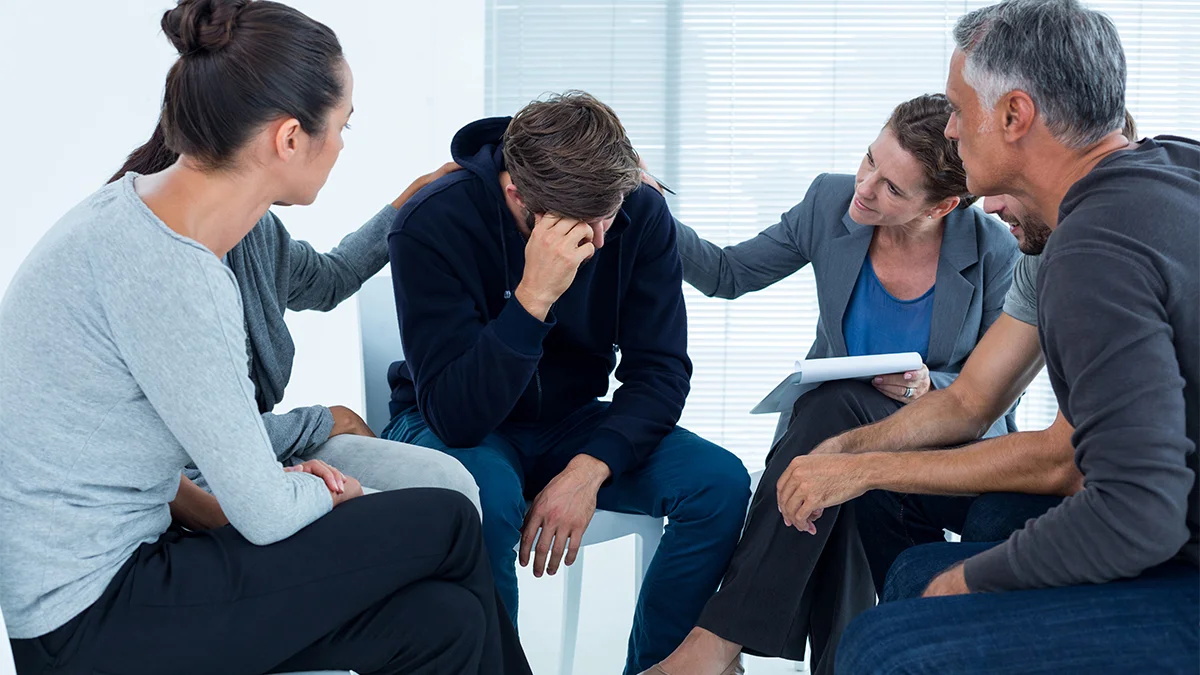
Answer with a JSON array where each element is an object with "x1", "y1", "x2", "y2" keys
[{"x1": 837, "y1": 1, "x2": 1199, "y2": 672}]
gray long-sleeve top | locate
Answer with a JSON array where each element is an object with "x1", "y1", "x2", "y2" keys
[{"x1": 0, "y1": 175, "x2": 333, "y2": 638}]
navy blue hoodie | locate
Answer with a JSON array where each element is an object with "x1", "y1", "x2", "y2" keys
[{"x1": 386, "y1": 117, "x2": 691, "y2": 480}]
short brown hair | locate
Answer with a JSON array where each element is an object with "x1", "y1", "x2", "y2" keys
[
  {"x1": 503, "y1": 91, "x2": 642, "y2": 221},
  {"x1": 886, "y1": 94, "x2": 973, "y2": 208}
]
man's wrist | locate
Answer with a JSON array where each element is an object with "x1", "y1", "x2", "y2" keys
[
  {"x1": 514, "y1": 283, "x2": 553, "y2": 322},
  {"x1": 568, "y1": 454, "x2": 612, "y2": 488},
  {"x1": 811, "y1": 434, "x2": 846, "y2": 455},
  {"x1": 852, "y1": 452, "x2": 888, "y2": 492}
]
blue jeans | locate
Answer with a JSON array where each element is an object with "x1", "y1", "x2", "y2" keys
[
  {"x1": 836, "y1": 542, "x2": 1200, "y2": 674},
  {"x1": 384, "y1": 402, "x2": 751, "y2": 674}
]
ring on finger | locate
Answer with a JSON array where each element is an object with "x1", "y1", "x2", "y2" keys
[{"x1": 904, "y1": 386, "x2": 915, "y2": 398}]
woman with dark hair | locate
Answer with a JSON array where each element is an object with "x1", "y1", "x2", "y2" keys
[
  {"x1": 0, "y1": 2, "x2": 529, "y2": 674},
  {"x1": 638, "y1": 94, "x2": 1022, "y2": 675},
  {"x1": 110, "y1": 97, "x2": 480, "y2": 532}
]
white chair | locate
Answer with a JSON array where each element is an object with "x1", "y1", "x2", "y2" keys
[{"x1": 357, "y1": 275, "x2": 666, "y2": 675}]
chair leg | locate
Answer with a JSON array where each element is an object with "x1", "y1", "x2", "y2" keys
[{"x1": 559, "y1": 547, "x2": 585, "y2": 675}]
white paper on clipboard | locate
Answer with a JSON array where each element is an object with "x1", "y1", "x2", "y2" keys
[{"x1": 750, "y1": 352, "x2": 924, "y2": 414}]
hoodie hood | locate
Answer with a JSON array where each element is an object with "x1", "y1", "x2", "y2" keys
[{"x1": 450, "y1": 116, "x2": 511, "y2": 201}]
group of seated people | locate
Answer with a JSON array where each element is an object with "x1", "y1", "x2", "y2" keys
[{"x1": 1, "y1": 0, "x2": 1197, "y2": 674}]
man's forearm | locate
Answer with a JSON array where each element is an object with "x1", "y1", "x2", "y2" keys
[
  {"x1": 856, "y1": 421, "x2": 1080, "y2": 497},
  {"x1": 833, "y1": 386, "x2": 994, "y2": 455}
]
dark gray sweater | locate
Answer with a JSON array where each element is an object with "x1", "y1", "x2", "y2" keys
[
  {"x1": 965, "y1": 136, "x2": 1200, "y2": 591},
  {"x1": 228, "y1": 204, "x2": 396, "y2": 459}
]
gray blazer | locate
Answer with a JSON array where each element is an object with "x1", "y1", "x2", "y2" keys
[{"x1": 676, "y1": 172, "x2": 1021, "y2": 438}]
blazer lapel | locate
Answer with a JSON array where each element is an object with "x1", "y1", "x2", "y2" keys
[
  {"x1": 822, "y1": 211, "x2": 874, "y2": 356},
  {"x1": 927, "y1": 209, "x2": 979, "y2": 369}
]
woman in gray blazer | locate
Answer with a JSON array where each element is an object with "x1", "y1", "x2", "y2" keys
[{"x1": 640, "y1": 95, "x2": 1019, "y2": 675}]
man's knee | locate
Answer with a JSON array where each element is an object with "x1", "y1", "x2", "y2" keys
[
  {"x1": 672, "y1": 436, "x2": 751, "y2": 529},
  {"x1": 449, "y1": 457, "x2": 524, "y2": 548},
  {"x1": 882, "y1": 542, "x2": 962, "y2": 603},
  {"x1": 962, "y1": 492, "x2": 1061, "y2": 543}
]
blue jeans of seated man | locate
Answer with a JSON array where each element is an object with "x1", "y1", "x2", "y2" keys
[
  {"x1": 836, "y1": 541, "x2": 1200, "y2": 675},
  {"x1": 384, "y1": 402, "x2": 751, "y2": 675}
]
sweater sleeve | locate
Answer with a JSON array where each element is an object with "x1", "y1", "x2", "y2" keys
[
  {"x1": 284, "y1": 205, "x2": 398, "y2": 312},
  {"x1": 963, "y1": 243, "x2": 1194, "y2": 592},
  {"x1": 673, "y1": 174, "x2": 824, "y2": 299},
  {"x1": 261, "y1": 406, "x2": 336, "y2": 462},
  {"x1": 576, "y1": 198, "x2": 692, "y2": 479},
  {"x1": 94, "y1": 245, "x2": 332, "y2": 545}
]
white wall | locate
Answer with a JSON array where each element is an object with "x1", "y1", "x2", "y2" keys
[{"x1": 0, "y1": 0, "x2": 484, "y2": 418}]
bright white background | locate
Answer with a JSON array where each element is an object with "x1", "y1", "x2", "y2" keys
[{"x1": 2, "y1": 2, "x2": 1197, "y2": 675}]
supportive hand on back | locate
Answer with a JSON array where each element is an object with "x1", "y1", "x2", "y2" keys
[
  {"x1": 520, "y1": 455, "x2": 611, "y2": 578},
  {"x1": 391, "y1": 162, "x2": 462, "y2": 210},
  {"x1": 873, "y1": 363, "x2": 931, "y2": 404},
  {"x1": 514, "y1": 214, "x2": 595, "y2": 321}
]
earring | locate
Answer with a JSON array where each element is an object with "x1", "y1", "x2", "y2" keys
[{"x1": 927, "y1": 215, "x2": 932, "y2": 219}]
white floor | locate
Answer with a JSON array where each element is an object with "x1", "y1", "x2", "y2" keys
[{"x1": 515, "y1": 534, "x2": 809, "y2": 675}]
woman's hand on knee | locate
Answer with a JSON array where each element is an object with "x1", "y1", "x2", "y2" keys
[{"x1": 873, "y1": 364, "x2": 931, "y2": 404}]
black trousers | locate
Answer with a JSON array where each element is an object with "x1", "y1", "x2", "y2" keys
[
  {"x1": 11, "y1": 489, "x2": 531, "y2": 675},
  {"x1": 696, "y1": 381, "x2": 1061, "y2": 675}
]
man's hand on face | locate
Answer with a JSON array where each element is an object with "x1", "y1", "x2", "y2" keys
[
  {"x1": 514, "y1": 214, "x2": 595, "y2": 321},
  {"x1": 519, "y1": 454, "x2": 612, "y2": 578}
]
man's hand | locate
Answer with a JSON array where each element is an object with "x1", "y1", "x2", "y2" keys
[
  {"x1": 922, "y1": 562, "x2": 970, "y2": 597},
  {"x1": 514, "y1": 215, "x2": 595, "y2": 321},
  {"x1": 776, "y1": 453, "x2": 871, "y2": 533},
  {"x1": 391, "y1": 162, "x2": 461, "y2": 210},
  {"x1": 520, "y1": 454, "x2": 612, "y2": 577},
  {"x1": 329, "y1": 405, "x2": 374, "y2": 438},
  {"x1": 873, "y1": 364, "x2": 932, "y2": 404}
]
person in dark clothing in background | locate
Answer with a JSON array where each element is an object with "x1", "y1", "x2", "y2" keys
[
  {"x1": 836, "y1": 2, "x2": 1199, "y2": 673},
  {"x1": 383, "y1": 91, "x2": 751, "y2": 675}
]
